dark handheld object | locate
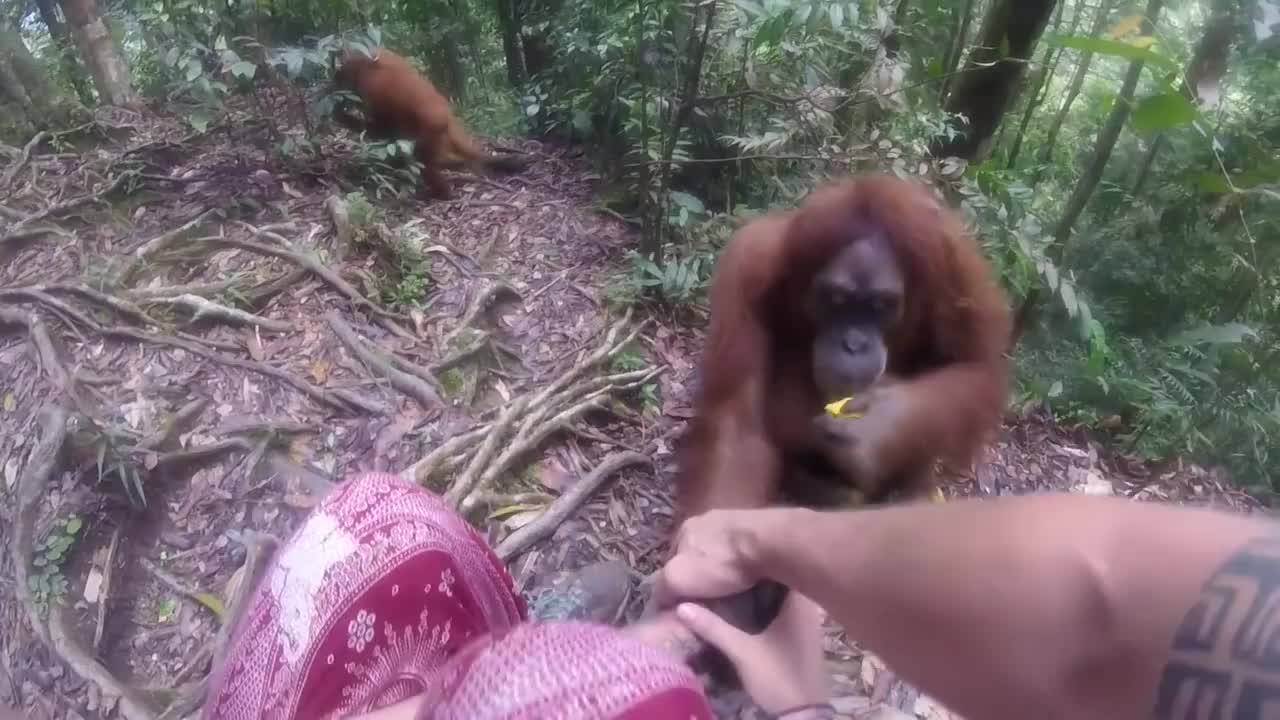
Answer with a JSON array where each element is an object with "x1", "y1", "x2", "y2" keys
[{"x1": 688, "y1": 579, "x2": 791, "y2": 685}]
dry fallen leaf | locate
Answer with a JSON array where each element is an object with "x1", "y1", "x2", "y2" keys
[
  {"x1": 310, "y1": 358, "x2": 333, "y2": 384},
  {"x1": 537, "y1": 457, "x2": 572, "y2": 492},
  {"x1": 245, "y1": 329, "x2": 265, "y2": 362}
]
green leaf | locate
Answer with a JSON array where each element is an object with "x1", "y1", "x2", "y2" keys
[
  {"x1": 192, "y1": 592, "x2": 226, "y2": 618},
  {"x1": 733, "y1": 0, "x2": 765, "y2": 17},
  {"x1": 230, "y1": 61, "x2": 257, "y2": 80},
  {"x1": 1130, "y1": 92, "x2": 1198, "y2": 132},
  {"x1": 669, "y1": 191, "x2": 705, "y2": 213},
  {"x1": 829, "y1": 3, "x2": 844, "y2": 29},
  {"x1": 188, "y1": 109, "x2": 212, "y2": 133},
  {"x1": 1047, "y1": 34, "x2": 1177, "y2": 71},
  {"x1": 65, "y1": 516, "x2": 82, "y2": 535},
  {"x1": 184, "y1": 57, "x2": 203, "y2": 82},
  {"x1": 1048, "y1": 381, "x2": 1063, "y2": 398},
  {"x1": 1192, "y1": 172, "x2": 1232, "y2": 193}
]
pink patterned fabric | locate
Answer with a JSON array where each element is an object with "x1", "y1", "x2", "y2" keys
[{"x1": 204, "y1": 472, "x2": 712, "y2": 720}]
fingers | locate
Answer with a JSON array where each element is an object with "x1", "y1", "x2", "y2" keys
[
  {"x1": 676, "y1": 602, "x2": 750, "y2": 658},
  {"x1": 653, "y1": 552, "x2": 741, "y2": 608}
]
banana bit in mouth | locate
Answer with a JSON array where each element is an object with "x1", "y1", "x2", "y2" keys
[{"x1": 824, "y1": 396, "x2": 864, "y2": 419}]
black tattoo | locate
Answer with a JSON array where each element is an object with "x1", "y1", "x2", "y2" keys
[{"x1": 1154, "y1": 536, "x2": 1280, "y2": 719}]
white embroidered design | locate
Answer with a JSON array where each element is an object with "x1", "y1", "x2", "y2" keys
[
  {"x1": 347, "y1": 609, "x2": 377, "y2": 652},
  {"x1": 269, "y1": 510, "x2": 358, "y2": 664},
  {"x1": 439, "y1": 568, "x2": 455, "y2": 597},
  {"x1": 340, "y1": 609, "x2": 455, "y2": 710}
]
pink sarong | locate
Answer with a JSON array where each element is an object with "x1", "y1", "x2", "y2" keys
[{"x1": 204, "y1": 472, "x2": 712, "y2": 719}]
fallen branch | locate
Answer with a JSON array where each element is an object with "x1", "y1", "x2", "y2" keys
[
  {"x1": 494, "y1": 451, "x2": 651, "y2": 560},
  {"x1": 106, "y1": 326, "x2": 385, "y2": 415},
  {"x1": 325, "y1": 311, "x2": 442, "y2": 409},
  {"x1": 146, "y1": 293, "x2": 292, "y2": 333},
  {"x1": 93, "y1": 527, "x2": 122, "y2": 652}
]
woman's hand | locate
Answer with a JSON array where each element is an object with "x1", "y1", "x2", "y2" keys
[{"x1": 676, "y1": 592, "x2": 831, "y2": 714}]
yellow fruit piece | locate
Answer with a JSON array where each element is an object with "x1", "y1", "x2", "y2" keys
[
  {"x1": 824, "y1": 396, "x2": 864, "y2": 419},
  {"x1": 929, "y1": 487, "x2": 946, "y2": 504}
]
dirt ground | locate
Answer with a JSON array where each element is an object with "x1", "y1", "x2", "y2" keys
[{"x1": 0, "y1": 102, "x2": 1266, "y2": 720}]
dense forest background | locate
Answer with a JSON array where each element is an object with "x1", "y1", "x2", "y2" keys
[
  {"x1": 4, "y1": 1, "x2": 1280, "y2": 493},
  {"x1": 3, "y1": 0, "x2": 1279, "y2": 717}
]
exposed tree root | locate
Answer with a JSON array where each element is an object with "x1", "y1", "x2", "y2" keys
[
  {"x1": 325, "y1": 311, "x2": 443, "y2": 409},
  {"x1": 440, "y1": 281, "x2": 521, "y2": 349},
  {"x1": 106, "y1": 326, "x2": 386, "y2": 415},
  {"x1": 116, "y1": 209, "x2": 222, "y2": 287},
  {"x1": 203, "y1": 231, "x2": 416, "y2": 341},
  {"x1": 495, "y1": 451, "x2": 651, "y2": 561},
  {"x1": 144, "y1": 293, "x2": 292, "y2": 333},
  {"x1": 11, "y1": 406, "x2": 158, "y2": 720},
  {"x1": 3, "y1": 169, "x2": 140, "y2": 243},
  {"x1": 0, "y1": 307, "x2": 72, "y2": 390},
  {"x1": 1, "y1": 130, "x2": 49, "y2": 193},
  {"x1": 401, "y1": 309, "x2": 661, "y2": 532}
]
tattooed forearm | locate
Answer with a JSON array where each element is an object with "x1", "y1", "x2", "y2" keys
[{"x1": 1154, "y1": 535, "x2": 1280, "y2": 719}]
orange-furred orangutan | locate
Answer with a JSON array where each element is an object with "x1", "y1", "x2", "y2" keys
[
  {"x1": 332, "y1": 46, "x2": 525, "y2": 199},
  {"x1": 670, "y1": 173, "x2": 1012, "y2": 668}
]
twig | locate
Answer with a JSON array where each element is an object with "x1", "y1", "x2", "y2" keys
[
  {"x1": 428, "y1": 334, "x2": 491, "y2": 375},
  {"x1": 106, "y1": 326, "x2": 385, "y2": 414},
  {"x1": 1, "y1": 130, "x2": 48, "y2": 192},
  {"x1": 494, "y1": 452, "x2": 651, "y2": 560},
  {"x1": 93, "y1": 527, "x2": 122, "y2": 652},
  {"x1": 146, "y1": 293, "x2": 292, "y2": 333},
  {"x1": 124, "y1": 278, "x2": 242, "y2": 300},
  {"x1": 325, "y1": 311, "x2": 442, "y2": 409}
]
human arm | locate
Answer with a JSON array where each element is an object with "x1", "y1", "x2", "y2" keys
[{"x1": 657, "y1": 492, "x2": 1279, "y2": 720}]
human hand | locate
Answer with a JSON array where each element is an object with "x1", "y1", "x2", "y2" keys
[
  {"x1": 653, "y1": 508, "x2": 767, "y2": 608},
  {"x1": 676, "y1": 592, "x2": 831, "y2": 714}
]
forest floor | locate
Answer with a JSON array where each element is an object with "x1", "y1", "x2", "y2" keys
[{"x1": 0, "y1": 102, "x2": 1266, "y2": 720}]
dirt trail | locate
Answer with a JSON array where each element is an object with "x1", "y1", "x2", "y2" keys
[{"x1": 0, "y1": 107, "x2": 1261, "y2": 720}]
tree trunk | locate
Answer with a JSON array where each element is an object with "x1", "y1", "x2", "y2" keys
[
  {"x1": 931, "y1": 0, "x2": 1059, "y2": 160},
  {"x1": 494, "y1": 0, "x2": 528, "y2": 86},
  {"x1": 32, "y1": 0, "x2": 93, "y2": 104},
  {"x1": 646, "y1": 0, "x2": 717, "y2": 265},
  {"x1": 1048, "y1": 0, "x2": 1165, "y2": 263},
  {"x1": 1004, "y1": 0, "x2": 1073, "y2": 169},
  {"x1": 58, "y1": 0, "x2": 140, "y2": 106},
  {"x1": 938, "y1": 0, "x2": 976, "y2": 103},
  {"x1": 431, "y1": 35, "x2": 467, "y2": 101},
  {"x1": 1131, "y1": 0, "x2": 1237, "y2": 196},
  {"x1": 0, "y1": 25, "x2": 58, "y2": 117},
  {"x1": 1029, "y1": 0, "x2": 1115, "y2": 188}
]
